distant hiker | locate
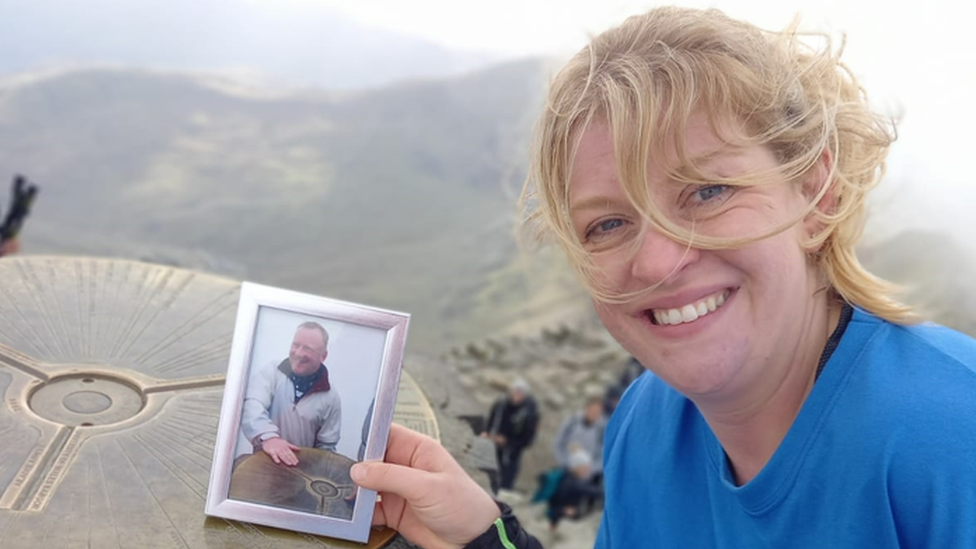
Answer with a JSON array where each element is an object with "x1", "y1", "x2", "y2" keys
[
  {"x1": 240, "y1": 321, "x2": 341, "y2": 466},
  {"x1": 481, "y1": 377, "x2": 539, "y2": 491},
  {"x1": 536, "y1": 450, "x2": 604, "y2": 530},
  {"x1": 602, "y1": 384, "x2": 623, "y2": 416},
  {"x1": 618, "y1": 357, "x2": 645, "y2": 389},
  {"x1": 603, "y1": 357, "x2": 646, "y2": 415},
  {"x1": 0, "y1": 175, "x2": 39, "y2": 257},
  {"x1": 552, "y1": 395, "x2": 607, "y2": 480}
]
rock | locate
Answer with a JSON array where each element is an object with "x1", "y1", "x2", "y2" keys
[
  {"x1": 597, "y1": 370, "x2": 618, "y2": 386},
  {"x1": 466, "y1": 342, "x2": 489, "y2": 360},
  {"x1": 457, "y1": 373, "x2": 479, "y2": 391},
  {"x1": 496, "y1": 488, "x2": 527, "y2": 505},
  {"x1": 468, "y1": 435, "x2": 499, "y2": 473},
  {"x1": 474, "y1": 391, "x2": 497, "y2": 407},
  {"x1": 570, "y1": 369, "x2": 598, "y2": 387},
  {"x1": 557, "y1": 357, "x2": 586, "y2": 370},
  {"x1": 542, "y1": 390, "x2": 567, "y2": 410},
  {"x1": 455, "y1": 357, "x2": 481, "y2": 372},
  {"x1": 526, "y1": 368, "x2": 554, "y2": 389},
  {"x1": 486, "y1": 338, "x2": 507, "y2": 357},
  {"x1": 542, "y1": 324, "x2": 573, "y2": 344},
  {"x1": 480, "y1": 369, "x2": 512, "y2": 392},
  {"x1": 581, "y1": 383, "x2": 605, "y2": 400},
  {"x1": 594, "y1": 350, "x2": 626, "y2": 368}
]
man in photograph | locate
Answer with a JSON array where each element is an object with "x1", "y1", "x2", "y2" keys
[{"x1": 241, "y1": 321, "x2": 342, "y2": 466}]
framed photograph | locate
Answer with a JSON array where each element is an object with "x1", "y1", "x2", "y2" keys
[{"x1": 205, "y1": 282, "x2": 409, "y2": 543}]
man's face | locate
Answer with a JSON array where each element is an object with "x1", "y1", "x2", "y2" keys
[
  {"x1": 289, "y1": 328, "x2": 328, "y2": 376},
  {"x1": 584, "y1": 401, "x2": 603, "y2": 422},
  {"x1": 509, "y1": 388, "x2": 526, "y2": 405},
  {"x1": 571, "y1": 463, "x2": 592, "y2": 480}
]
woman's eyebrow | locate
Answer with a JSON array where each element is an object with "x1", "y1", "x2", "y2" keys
[
  {"x1": 673, "y1": 147, "x2": 742, "y2": 173},
  {"x1": 569, "y1": 196, "x2": 625, "y2": 215}
]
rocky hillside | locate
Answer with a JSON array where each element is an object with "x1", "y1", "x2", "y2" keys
[{"x1": 436, "y1": 317, "x2": 633, "y2": 548}]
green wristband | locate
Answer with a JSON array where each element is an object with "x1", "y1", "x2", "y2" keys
[{"x1": 492, "y1": 517, "x2": 517, "y2": 549}]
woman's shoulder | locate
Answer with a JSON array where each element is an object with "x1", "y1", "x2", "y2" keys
[
  {"x1": 852, "y1": 308, "x2": 976, "y2": 370},
  {"x1": 614, "y1": 370, "x2": 684, "y2": 415},
  {"x1": 839, "y1": 309, "x2": 976, "y2": 454},
  {"x1": 605, "y1": 370, "x2": 696, "y2": 445}
]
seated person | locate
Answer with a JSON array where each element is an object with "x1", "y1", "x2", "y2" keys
[
  {"x1": 543, "y1": 450, "x2": 604, "y2": 530},
  {"x1": 552, "y1": 395, "x2": 607, "y2": 480}
]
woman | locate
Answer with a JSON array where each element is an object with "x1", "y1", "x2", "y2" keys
[{"x1": 351, "y1": 7, "x2": 976, "y2": 548}]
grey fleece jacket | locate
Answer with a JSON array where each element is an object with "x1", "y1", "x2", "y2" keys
[{"x1": 240, "y1": 359, "x2": 342, "y2": 452}]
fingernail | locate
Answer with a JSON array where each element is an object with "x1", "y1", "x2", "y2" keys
[{"x1": 350, "y1": 463, "x2": 365, "y2": 482}]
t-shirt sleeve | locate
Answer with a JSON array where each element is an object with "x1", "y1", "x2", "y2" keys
[{"x1": 886, "y1": 379, "x2": 976, "y2": 547}]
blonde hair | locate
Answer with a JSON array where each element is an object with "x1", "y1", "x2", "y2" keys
[{"x1": 521, "y1": 6, "x2": 915, "y2": 322}]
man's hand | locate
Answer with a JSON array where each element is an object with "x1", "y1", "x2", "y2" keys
[
  {"x1": 262, "y1": 436, "x2": 301, "y2": 466},
  {"x1": 350, "y1": 424, "x2": 501, "y2": 549}
]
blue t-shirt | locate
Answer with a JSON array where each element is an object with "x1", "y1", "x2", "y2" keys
[{"x1": 596, "y1": 309, "x2": 976, "y2": 548}]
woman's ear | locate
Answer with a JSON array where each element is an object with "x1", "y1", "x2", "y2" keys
[{"x1": 801, "y1": 149, "x2": 835, "y2": 248}]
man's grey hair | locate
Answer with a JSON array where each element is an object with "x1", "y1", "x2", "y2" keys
[
  {"x1": 296, "y1": 321, "x2": 329, "y2": 350},
  {"x1": 510, "y1": 376, "x2": 531, "y2": 395}
]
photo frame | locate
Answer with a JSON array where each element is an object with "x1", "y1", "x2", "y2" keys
[{"x1": 206, "y1": 282, "x2": 409, "y2": 543}]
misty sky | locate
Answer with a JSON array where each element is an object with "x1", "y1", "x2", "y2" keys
[
  {"x1": 292, "y1": 0, "x2": 974, "y2": 246},
  {"x1": 3, "y1": 0, "x2": 970, "y2": 246}
]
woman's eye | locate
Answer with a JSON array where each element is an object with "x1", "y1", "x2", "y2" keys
[
  {"x1": 682, "y1": 184, "x2": 737, "y2": 212},
  {"x1": 584, "y1": 218, "x2": 628, "y2": 241},
  {"x1": 690, "y1": 184, "x2": 730, "y2": 204}
]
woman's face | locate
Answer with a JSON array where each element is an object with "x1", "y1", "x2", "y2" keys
[{"x1": 568, "y1": 115, "x2": 825, "y2": 403}]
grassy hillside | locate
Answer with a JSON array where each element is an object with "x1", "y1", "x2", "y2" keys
[{"x1": 0, "y1": 62, "x2": 592, "y2": 350}]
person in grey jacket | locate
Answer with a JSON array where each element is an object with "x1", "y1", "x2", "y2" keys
[
  {"x1": 240, "y1": 321, "x2": 342, "y2": 466},
  {"x1": 552, "y1": 396, "x2": 607, "y2": 479}
]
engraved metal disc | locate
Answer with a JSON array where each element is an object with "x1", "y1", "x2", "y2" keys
[
  {"x1": 229, "y1": 449, "x2": 357, "y2": 519},
  {"x1": 0, "y1": 256, "x2": 439, "y2": 548}
]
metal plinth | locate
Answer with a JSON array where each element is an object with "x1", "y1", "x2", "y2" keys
[{"x1": 0, "y1": 256, "x2": 438, "y2": 548}]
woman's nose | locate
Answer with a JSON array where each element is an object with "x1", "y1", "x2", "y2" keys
[{"x1": 629, "y1": 223, "x2": 701, "y2": 285}]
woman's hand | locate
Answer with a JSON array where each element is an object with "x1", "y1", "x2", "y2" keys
[{"x1": 351, "y1": 424, "x2": 501, "y2": 549}]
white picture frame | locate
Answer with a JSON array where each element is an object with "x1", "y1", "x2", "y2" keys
[{"x1": 205, "y1": 282, "x2": 409, "y2": 543}]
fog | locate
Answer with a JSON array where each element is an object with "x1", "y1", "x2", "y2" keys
[
  {"x1": 318, "y1": 0, "x2": 975, "y2": 251},
  {"x1": 1, "y1": 0, "x2": 971, "y2": 252}
]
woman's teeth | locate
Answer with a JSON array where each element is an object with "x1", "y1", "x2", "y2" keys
[{"x1": 651, "y1": 290, "x2": 730, "y2": 326}]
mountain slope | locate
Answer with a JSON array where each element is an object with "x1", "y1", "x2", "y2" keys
[{"x1": 0, "y1": 61, "x2": 591, "y2": 349}]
